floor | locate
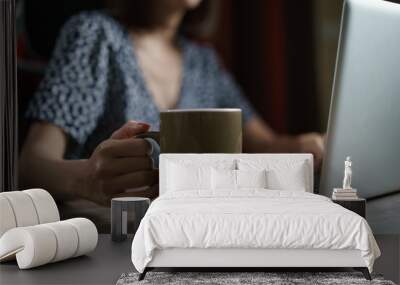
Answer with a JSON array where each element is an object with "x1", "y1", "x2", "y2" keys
[
  {"x1": 0, "y1": 235, "x2": 134, "y2": 285},
  {"x1": 1, "y1": 234, "x2": 399, "y2": 284},
  {"x1": 366, "y1": 193, "x2": 400, "y2": 283},
  {"x1": 367, "y1": 193, "x2": 400, "y2": 234},
  {"x1": 374, "y1": 235, "x2": 400, "y2": 284}
]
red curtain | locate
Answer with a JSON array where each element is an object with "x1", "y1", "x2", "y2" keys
[{"x1": 213, "y1": 0, "x2": 318, "y2": 134}]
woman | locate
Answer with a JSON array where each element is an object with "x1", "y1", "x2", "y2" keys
[{"x1": 20, "y1": 0, "x2": 324, "y2": 206}]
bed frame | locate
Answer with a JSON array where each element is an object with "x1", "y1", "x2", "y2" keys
[
  {"x1": 139, "y1": 248, "x2": 371, "y2": 281},
  {"x1": 139, "y1": 248, "x2": 371, "y2": 280},
  {"x1": 138, "y1": 154, "x2": 372, "y2": 281}
]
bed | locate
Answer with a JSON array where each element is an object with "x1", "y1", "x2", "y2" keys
[{"x1": 131, "y1": 154, "x2": 380, "y2": 280}]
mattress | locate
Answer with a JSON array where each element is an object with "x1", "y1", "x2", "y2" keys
[{"x1": 131, "y1": 190, "x2": 380, "y2": 273}]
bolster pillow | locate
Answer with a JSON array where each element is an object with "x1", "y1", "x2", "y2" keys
[
  {"x1": 0, "y1": 189, "x2": 60, "y2": 237},
  {"x1": 0, "y1": 218, "x2": 98, "y2": 269}
]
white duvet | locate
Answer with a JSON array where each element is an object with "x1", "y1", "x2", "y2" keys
[{"x1": 131, "y1": 190, "x2": 380, "y2": 273}]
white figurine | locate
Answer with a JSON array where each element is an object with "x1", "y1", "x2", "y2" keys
[{"x1": 342, "y1": 156, "x2": 352, "y2": 189}]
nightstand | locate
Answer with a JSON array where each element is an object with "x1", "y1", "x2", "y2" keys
[{"x1": 332, "y1": 198, "x2": 366, "y2": 218}]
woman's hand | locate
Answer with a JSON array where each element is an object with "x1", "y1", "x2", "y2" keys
[
  {"x1": 297, "y1": 133, "x2": 325, "y2": 169},
  {"x1": 243, "y1": 118, "x2": 325, "y2": 169},
  {"x1": 79, "y1": 121, "x2": 158, "y2": 205}
]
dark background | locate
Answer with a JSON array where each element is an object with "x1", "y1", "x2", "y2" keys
[{"x1": 17, "y1": 0, "x2": 346, "y2": 147}]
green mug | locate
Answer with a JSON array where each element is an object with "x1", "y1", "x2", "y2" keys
[{"x1": 136, "y1": 108, "x2": 242, "y2": 153}]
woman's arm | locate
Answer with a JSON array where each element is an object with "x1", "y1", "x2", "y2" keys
[
  {"x1": 19, "y1": 121, "x2": 158, "y2": 205},
  {"x1": 207, "y1": 48, "x2": 324, "y2": 166},
  {"x1": 243, "y1": 117, "x2": 324, "y2": 168},
  {"x1": 19, "y1": 122, "x2": 84, "y2": 201}
]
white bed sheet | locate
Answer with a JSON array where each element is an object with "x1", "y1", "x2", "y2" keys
[{"x1": 131, "y1": 190, "x2": 380, "y2": 273}]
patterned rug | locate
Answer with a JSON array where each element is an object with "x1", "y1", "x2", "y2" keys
[{"x1": 117, "y1": 272, "x2": 396, "y2": 285}]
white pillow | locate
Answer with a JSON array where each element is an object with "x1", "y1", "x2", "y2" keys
[
  {"x1": 237, "y1": 169, "x2": 267, "y2": 188},
  {"x1": 212, "y1": 169, "x2": 236, "y2": 190},
  {"x1": 212, "y1": 169, "x2": 267, "y2": 190},
  {"x1": 237, "y1": 159, "x2": 310, "y2": 191},
  {"x1": 266, "y1": 164, "x2": 307, "y2": 191},
  {"x1": 167, "y1": 162, "x2": 212, "y2": 191}
]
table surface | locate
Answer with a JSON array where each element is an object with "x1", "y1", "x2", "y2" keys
[{"x1": 0, "y1": 234, "x2": 134, "y2": 285}]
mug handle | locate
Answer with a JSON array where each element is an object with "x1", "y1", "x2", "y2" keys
[
  {"x1": 135, "y1": 131, "x2": 160, "y2": 144},
  {"x1": 135, "y1": 131, "x2": 160, "y2": 168}
]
